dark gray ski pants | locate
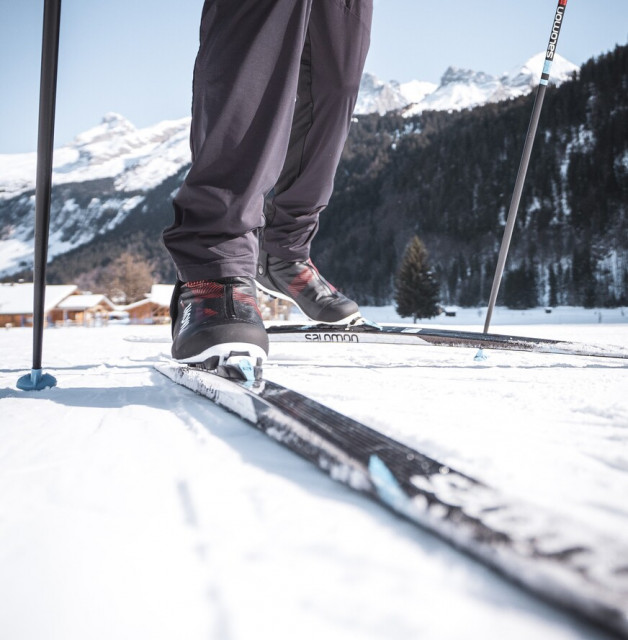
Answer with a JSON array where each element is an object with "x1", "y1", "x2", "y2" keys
[{"x1": 163, "y1": 0, "x2": 372, "y2": 281}]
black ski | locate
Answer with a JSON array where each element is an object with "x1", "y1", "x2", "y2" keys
[
  {"x1": 266, "y1": 322, "x2": 628, "y2": 360},
  {"x1": 155, "y1": 360, "x2": 628, "y2": 638}
]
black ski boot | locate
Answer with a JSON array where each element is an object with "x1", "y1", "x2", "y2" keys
[
  {"x1": 256, "y1": 250, "x2": 360, "y2": 325},
  {"x1": 170, "y1": 278, "x2": 269, "y2": 376}
]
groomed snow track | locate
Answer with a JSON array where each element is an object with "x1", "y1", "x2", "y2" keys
[{"x1": 156, "y1": 361, "x2": 628, "y2": 639}]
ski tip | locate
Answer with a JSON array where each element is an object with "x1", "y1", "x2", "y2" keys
[
  {"x1": 16, "y1": 369, "x2": 57, "y2": 391},
  {"x1": 474, "y1": 349, "x2": 488, "y2": 362}
]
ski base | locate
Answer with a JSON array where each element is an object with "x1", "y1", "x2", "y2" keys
[{"x1": 155, "y1": 360, "x2": 628, "y2": 638}]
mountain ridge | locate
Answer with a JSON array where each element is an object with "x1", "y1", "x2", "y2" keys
[
  {"x1": 0, "y1": 52, "x2": 579, "y2": 277},
  {"x1": 3, "y1": 46, "x2": 624, "y2": 310},
  {"x1": 355, "y1": 52, "x2": 578, "y2": 116}
]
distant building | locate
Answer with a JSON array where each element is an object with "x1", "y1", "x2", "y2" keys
[
  {"x1": 123, "y1": 284, "x2": 173, "y2": 324},
  {"x1": 0, "y1": 281, "x2": 293, "y2": 327},
  {"x1": 0, "y1": 283, "x2": 77, "y2": 327},
  {"x1": 131, "y1": 283, "x2": 294, "y2": 322},
  {"x1": 123, "y1": 283, "x2": 293, "y2": 324},
  {"x1": 52, "y1": 293, "x2": 116, "y2": 326},
  {"x1": 258, "y1": 293, "x2": 293, "y2": 322}
]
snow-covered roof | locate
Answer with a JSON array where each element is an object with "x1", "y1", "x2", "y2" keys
[
  {"x1": 123, "y1": 298, "x2": 158, "y2": 311},
  {"x1": 56, "y1": 293, "x2": 115, "y2": 311},
  {"x1": 104, "y1": 284, "x2": 174, "y2": 312},
  {"x1": 0, "y1": 283, "x2": 77, "y2": 314},
  {"x1": 149, "y1": 284, "x2": 174, "y2": 308}
]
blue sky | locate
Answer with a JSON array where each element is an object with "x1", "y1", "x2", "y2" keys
[{"x1": 0, "y1": 0, "x2": 626, "y2": 153}]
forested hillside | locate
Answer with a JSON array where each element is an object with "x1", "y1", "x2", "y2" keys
[
  {"x1": 314, "y1": 45, "x2": 628, "y2": 307},
  {"x1": 25, "y1": 44, "x2": 628, "y2": 308}
]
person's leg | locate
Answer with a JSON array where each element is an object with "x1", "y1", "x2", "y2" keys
[
  {"x1": 164, "y1": 0, "x2": 313, "y2": 282},
  {"x1": 256, "y1": 0, "x2": 372, "y2": 324},
  {"x1": 262, "y1": 0, "x2": 373, "y2": 261},
  {"x1": 165, "y1": 0, "x2": 315, "y2": 368}
]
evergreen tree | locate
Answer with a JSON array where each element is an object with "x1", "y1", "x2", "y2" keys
[
  {"x1": 394, "y1": 235, "x2": 440, "y2": 321},
  {"x1": 548, "y1": 265, "x2": 558, "y2": 307},
  {"x1": 502, "y1": 262, "x2": 538, "y2": 309}
]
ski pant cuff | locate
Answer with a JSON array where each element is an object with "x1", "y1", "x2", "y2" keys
[
  {"x1": 261, "y1": 243, "x2": 311, "y2": 263},
  {"x1": 176, "y1": 258, "x2": 257, "y2": 283}
]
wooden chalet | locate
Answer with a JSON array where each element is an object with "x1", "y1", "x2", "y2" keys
[
  {"x1": 52, "y1": 293, "x2": 116, "y2": 326},
  {"x1": 0, "y1": 283, "x2": 77, "y2": 328}
]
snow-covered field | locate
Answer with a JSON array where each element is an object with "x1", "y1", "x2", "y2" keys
[{"x1": 1, "y1": 306, "x2": 627, "y2": 640}]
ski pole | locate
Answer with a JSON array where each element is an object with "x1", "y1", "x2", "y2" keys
[
  {"x1": 482, "y1": 0, "x2": 568, "y2": 334},
  {"x1": 17, "y1": 0, "x2": 62, "y2": 391}
]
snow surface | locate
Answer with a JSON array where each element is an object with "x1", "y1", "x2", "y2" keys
[{"x1": 1, "y1": 306, "x2": 627, "y2": 640}]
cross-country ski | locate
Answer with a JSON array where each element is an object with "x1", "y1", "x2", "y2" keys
[
  {"x1": 265, "y1": 322, "x2": 628, "y2": 360},
  {"x1": 156, "y1": 358, "x2": 628, "y2": 637}
]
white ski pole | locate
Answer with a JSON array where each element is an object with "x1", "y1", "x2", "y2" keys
[{"x1": 482, "y1": 0, "x2": 568, "y2": 335}]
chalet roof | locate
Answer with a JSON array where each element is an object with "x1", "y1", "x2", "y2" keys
[
  {"x1": 123, "y1": 298, "x2": 159, "y2": 311},
  {"x1": 0, "y1": 283, "x2": 77, "y2": 314},
  {"x1": 149, "y1": 284, "x2": 174, "y2": 308},
  {"x1": 118, "y1": 284, "x2": 174, "y2": 312},
  {"x1": 56, "y1": 293, "x2": 116, "y2": 311}
]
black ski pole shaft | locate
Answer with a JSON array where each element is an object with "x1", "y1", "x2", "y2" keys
[
  {"x1": 18, "y1": 0, "x2": 62, "y2": 391},
  {"x1": 483, "y1": 0, "x2": 568, "y2": 334}
]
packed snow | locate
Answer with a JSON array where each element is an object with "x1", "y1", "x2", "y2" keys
[{"x1": 1, "y1": 306, "x2": 627, "y2": 640}]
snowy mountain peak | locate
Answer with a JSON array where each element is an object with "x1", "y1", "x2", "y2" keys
[
  {"x1": 397, "y1": 79, "x2": 439, "y2": 105},
  {"x1": 0, "y1": 114, "x2": 192, "y2": 203},
  {"x1": 0, "y1": 52, "x2": 580, "y2": 276},
  {"x1": 102, "y1": 111, "x2": 131, "y2": 125},
  {"x1": 0, "y1": 114, "x2": 193, "y2": 275},
  {"x1": 73, "y1": 112, "x2": 136, "y2": 147},
  {"x1": 400, "y1": 52, "x2": 579, "y2": 117},
  {"x1": 355, "y1": 72, "x2": 411, "y2": 115},
  {"x1": 355, "y1": 73, "x2": 438, "y2": 116},
  {"x1": 503, "y1": 52, "x2": 579, "y2": 90},
  {"x1": 440, "y1": 67, "x2": 496, "y2": 87}
]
